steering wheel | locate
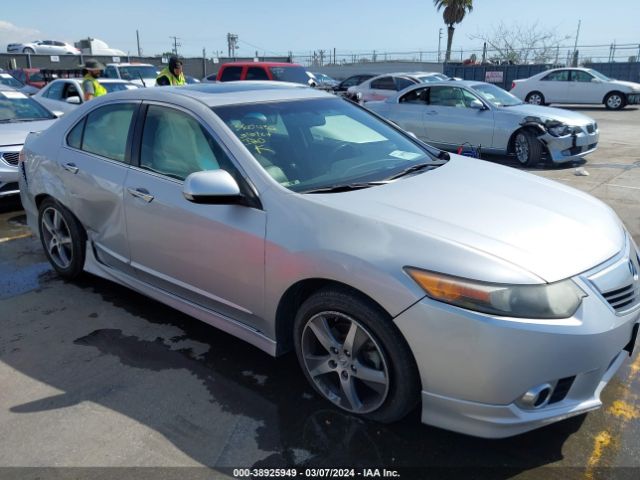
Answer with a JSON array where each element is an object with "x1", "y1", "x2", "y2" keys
[
  {"x1": 342, "y1": 158, "x2": 399, "y2": 176},
  {"x1": 329, "y1": 143, "x2": 359, "y2": 161}
]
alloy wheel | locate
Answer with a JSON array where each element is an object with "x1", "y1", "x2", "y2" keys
[
  {"x1": 515, "y1": 133, "x2": 530, "y2": 164},
  {"x1": 40, "y1": 206, "x2": 74, "y2": 269},
  {"x1": 527, "y1": 93, "x2": 543, "y2": 105},
  {"x1": 301, "y1": 311, "x2": 390, "y2": 414},
  {"x1": 607, "y1": 94, "x2": 622, "y2": 109}
]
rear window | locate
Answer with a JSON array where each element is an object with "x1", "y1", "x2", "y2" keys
[{"x1": 268, "y1": 66, "x2": 309, "y2": 84}]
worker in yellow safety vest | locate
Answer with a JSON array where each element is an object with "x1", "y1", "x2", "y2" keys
[
  {"x1": 156, "y1": 56, "x2": 186, "y2": 86},
  {"x1": 80, "y1": 59, "x2": 107, "y2": 101}
]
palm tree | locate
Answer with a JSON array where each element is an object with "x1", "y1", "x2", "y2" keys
[{"x1": 434, "y1": 0, "x2": 474, "y2": 62}]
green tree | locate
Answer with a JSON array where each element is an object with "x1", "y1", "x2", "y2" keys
[{"x1": 434, "y1": 0, "x2": 474, "y2": 62}]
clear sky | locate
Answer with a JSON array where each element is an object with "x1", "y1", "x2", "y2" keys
[{"x1": 1, "y1": 0, "x2": 638, "y2": 59}]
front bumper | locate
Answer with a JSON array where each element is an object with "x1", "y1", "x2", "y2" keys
[
  {"x1": 394, "y1": 240, "x2": 640, "y2": 438},
  {"x1": 0, "y1": 147, "x2": 21, "y2": 198},
  {"x1": 540, "y1": 125, "x2": 599, "y2": 163},
  {"x1": 627, "y1": 93, "x2": 640, "y2": 105}
]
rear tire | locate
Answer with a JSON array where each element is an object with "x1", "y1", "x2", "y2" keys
[
  {"x1": 525, "y1": 91, "x2": 546, "y2": 106},
  {"x1": 513, "y1": 129, "x2": 543, "y2": 167},
  {"x1": 294, "y1": 287, "x2": 420, "y2": 423},
  {"x1": 38, "y1": 198, "x2": 86, "y2": 280},
  {"x1": 22, "y1": 47, "x2": 35, "y2": 54},
  {"x1": 604, "y1": 92, "x2": 626, "y2": 110}
]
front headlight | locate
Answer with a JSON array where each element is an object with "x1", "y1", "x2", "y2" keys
[
  {"x1": 547, "y1": 124, "x2": 571, "y2": 137},
  {"x1": 405, "y1": 268, "x2": 586, "y2": 319}
]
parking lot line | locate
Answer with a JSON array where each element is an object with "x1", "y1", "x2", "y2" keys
[{"x1": 0, "y1": 232, "x2": 32, "y2": 243}]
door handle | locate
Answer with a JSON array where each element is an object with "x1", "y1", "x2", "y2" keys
[
  {"x1": 63, "y1": 163, "x2": 79, "y2": 174},
  {"x1": 127, "y1": 187, "x2": 154, "y2": 203}
]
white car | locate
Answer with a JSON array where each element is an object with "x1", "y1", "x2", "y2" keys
[
  {"x1": 103, "y1": 63, "x2": 160, "y2": 88},
  {"x1": 348, "y1": 72, "x2": 453, "y2": 102},
  {"x1": 6, "y1": 40, "x2": 80, "y2": 55},
  {"x1": 511, "y1": 68, "x2": 640, "y2": 110},
  {"x1": 32, "y1": 78, "x2": 139, "y2": 114}
]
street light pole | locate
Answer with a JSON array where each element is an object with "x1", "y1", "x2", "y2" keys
[{"x1": 438, "y1": 28, "x2": 443, "y2": 63}]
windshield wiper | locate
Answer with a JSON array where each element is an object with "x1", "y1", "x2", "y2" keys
[
  {"x1": 386, "y1": 161, "x2": 445, "y2": 180},
  {"x1": 302, "y1": 181, "x2": 389, "y2": 194},
  {"x1": 0, "y1": 117, "x2": 48, "y2": 123}
]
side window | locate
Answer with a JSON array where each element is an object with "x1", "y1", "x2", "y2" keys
[
  {"x1": 104, "y1": 66, "x2": 118, "y2": 79},
  {"x1": 461, "y1": 89, "x2": 481, "y2": 107},
  {"x1": 66, "y1": 118, "x2": 85, "y2": 149},
  {"x1": 220, "y1": 66, "x2": 242, "y2": 82},
  {"x1": 82, "y1": 103, "x2": 136, "y2": 162},
  {"x1": 370, "y1": 76, "x2": 396, "y2": 90},
  {"x1": 429, "y1": 87, "x2": 466, "y2": 107},
  {"x1": 542, "y1": 70, "x2": 569, "y2": 81},
  {"x1": 341, "y1": 76, "x2": 359, "y2": 88},
  {"x1": 395, "y1": 77, "x2": 416, "y2": 91},
  {"x1": 140, "y1": 105, "x2": 226, "y2": 180},
  {"x1": 44, "y1": 82, "x2": 64, "y2": 100},
  {"x1": 399, "y1": 87, "x2": 428, "y2": 104},
  {"x1": 246, "y1": 67, "x2": 269, "y2": 80},
  {"x1": 571, "y1": 70, "x2": 594, "y2": 82}
]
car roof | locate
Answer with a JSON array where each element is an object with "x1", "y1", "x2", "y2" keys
[
  {"x1": 219, "y1": 62, "x2": 303, "y2": 68},
  {"x1": 101, "y1": 81, "x2": 331, "y2": 107}
]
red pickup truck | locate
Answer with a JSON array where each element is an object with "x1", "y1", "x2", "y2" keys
[{"x1": 213, "y1": 62, "x2": 311, "y2": 85}]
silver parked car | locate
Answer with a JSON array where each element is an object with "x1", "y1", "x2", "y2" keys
[
  {"x1": 367, "y1": 81, "x2": 599, "y2": 166},
  {"x1": 6, "y1": 40, "x2": 81, "y2": 55},
  {"x1": 0, "y1": 86, "x2": 57, "y2": 197},
  {"x1": 33, "y1": 78, "x2": 140, "y2": 114},
  {"x1": 19, "y1": 82, "x2": 639, "y2": 438}
]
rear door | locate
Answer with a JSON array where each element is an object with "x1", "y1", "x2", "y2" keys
[
  {"x1": 539, "y1": 70, "x2": 570, "y2": 103},
  {"x1": 366, "y1": 76, "x2": 397, "y2": 102},
  {"x1": 389, "y1": 87, "x2": 430, "y2": 140},
  {"x1": 57, "y1": 101, "x2": 140, "y2": 274},
  {"x1": 123, "y1": 102, "x2": 267, "y2": 331}
]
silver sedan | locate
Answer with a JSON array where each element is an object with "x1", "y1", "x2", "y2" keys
[
  {"x1": 366, "y1": 80, "x2": 599, "y2": 166},
  {"x1": 19, "y1": 82, "x2": 640, "y2": 438}
]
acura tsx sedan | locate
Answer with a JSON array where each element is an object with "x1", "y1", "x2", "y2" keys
[{"x1": 19, "y1": 82, "x2": 639, "y2": 438}]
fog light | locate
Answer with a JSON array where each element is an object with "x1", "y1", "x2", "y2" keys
[{"x1": 517, "y1": 383, "x2": 552, "y2": 409}]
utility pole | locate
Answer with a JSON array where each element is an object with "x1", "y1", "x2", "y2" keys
[
  {"x1": 227, "y1": 33, "x2": 239, "y2": 59},
  {"x1": 136, "y1": 30, "x2": 141, "y2": 57},
  {"x1": 169, "y1": 36, "x2": 181, "y2": 56},
  {"x1": 438, "y1": 28, "x2": 443, "y2": 63},
  {"x1": 572, "y1": 20, "x2": 581, "y2": 66}
]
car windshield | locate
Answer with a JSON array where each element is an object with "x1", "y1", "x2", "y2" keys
[
  {"x1": 588, "y1": 69, "x2": 611, "y2": 81},
  {"x1": 103, "y1": 82, "x2": 139, "y2": 92},
  {"x1": 268, "y1": 66, "x2": 309, "y2": 85},
  {"x1": 0, "y1": 74, "x2": 24, "y2": 88},
  {"x1": 118, "y1": 66, "x2": 158, "y2": 80},
  {"x1": 417, "y1": 74, "x2": 449, "y2": 83},
  {"x1": 0, "y1": 91, "x2": 56, "y2": 121},
  {"x1": 213, "y1": 98, "x2": 440, "y2": 193},
  {"x1": 471, "y1": 84, "x2": 523, "y2": 107}
]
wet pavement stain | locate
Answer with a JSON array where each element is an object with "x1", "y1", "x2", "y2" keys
[{"x1": 0, "y1": 261, "x2": 53, "y2": 300}]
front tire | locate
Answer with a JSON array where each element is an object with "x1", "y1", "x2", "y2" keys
[
  {"x1": 294, "y1": 287, "x2": 420, "y2": 423},
  {"x1": 604, "y1": 92, "x2": 626, "y2": 110},
  {"x1": 22, "y1": 47, "x2": 35, "y2": 54},
  {"x1": 514, "y1": 129, "x2": 543, "y2": 167},
  {"x1": 525, "y1": 91, "x2": 546, "y2": 105},
  {"x1": 38, "y1": 198, "x2": 86, "y2": 279}
]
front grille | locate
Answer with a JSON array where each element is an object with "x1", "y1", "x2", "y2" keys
[
  {"x1": 1, "y1": 152, "x2": 20, "y2": 166},
  {"x1": 548, "y1": 376, "x2": 575, "y2": 404},
  {"x1": 602, "y1": 283, "x2": 638, "y2": 312},
  {"x1": 0, "y1": 182, "x2": 19, "y2": 193}
]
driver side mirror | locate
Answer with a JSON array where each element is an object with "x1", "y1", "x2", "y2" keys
[
  {"x1": 183, "y1": 170, "x2": 246, "y2": 205},
  {"x1": 469, "y1": 99, "x2": 485, "y2": 110},
  {"x1": 66, "y1": 96, "x2": 81, "y2": 104}
]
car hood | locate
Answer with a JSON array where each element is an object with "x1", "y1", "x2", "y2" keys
[
  {"x1": 0, "y1": 118, "x2": 57, "y2": 146},
  {"x1": 130, "y1": 78, "x2": 157, "y2": 87},
  {"x1": 501, "y1": 104, "x2": 594, "y2": 126},
  {"x1": 310, "y1": 156, "x2": 623, "y2": 283},
  {"x1": 610, "y1": 79, "x2": 640, "y2": 91}
]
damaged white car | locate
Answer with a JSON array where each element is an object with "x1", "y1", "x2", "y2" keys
[{"x1": 366, "y1": 80, "x2": 599, "y2": 166}]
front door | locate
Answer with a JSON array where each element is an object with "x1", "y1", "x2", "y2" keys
[{"x1": 123, "y1": 103, "x2": 267, "y2": 331}]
